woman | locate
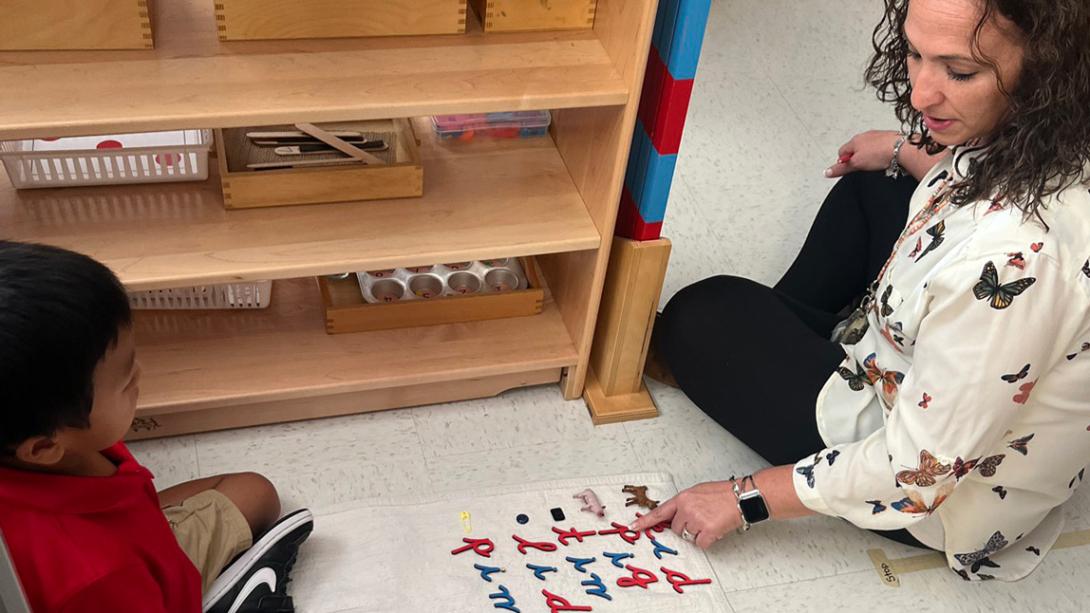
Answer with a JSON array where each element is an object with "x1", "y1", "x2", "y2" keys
[{"x1": 634, "y1": 0, "x2": 1090, "y2": 582}]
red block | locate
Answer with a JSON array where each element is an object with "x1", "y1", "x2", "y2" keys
[
  {"x1": 616, "y1": 186, "x2": 664, "y2": 241},
  {"x1": 651, "y1": 76, "x2": 694, "y2": 155},
  {"x1": 637, "y1": 47, "x2": 668, "y2": 136},
  {"x1": 636, "y1": 46, "x2": 696, "y2": 156}
]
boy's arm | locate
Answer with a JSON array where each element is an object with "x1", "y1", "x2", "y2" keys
[{"x1": 60, "y1": 566, "x2": 172, "y2": 613}]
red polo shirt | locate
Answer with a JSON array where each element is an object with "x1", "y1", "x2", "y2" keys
[{"x1": 0, "y1": 443, "x2": 200, "y2": 612}]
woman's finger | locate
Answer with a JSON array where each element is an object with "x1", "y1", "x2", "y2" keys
[
  {"x1": 631, "y1": 497, "x2": 677, "y2": 531},
  {"x1": 670, "y1": 507, "x2": 691, "y2": 537},
  {"x1": 694, "y1": 528, "x2": 721, "y2": 550},
  {"x1": 824, "y1": 161, "x2": 854, "y2": 178}
]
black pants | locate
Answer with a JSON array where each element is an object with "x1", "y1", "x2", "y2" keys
[{"x1": 657, "y1": 171, "x2": 928, "y2": 548}]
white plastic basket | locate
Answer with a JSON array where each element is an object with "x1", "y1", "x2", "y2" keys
[
  {"x1": 128, "y1": 281, "x2": 273, "y2": 310},
  {"x1": 0, "y1": 130, "x2": 213, "y2": 189}
]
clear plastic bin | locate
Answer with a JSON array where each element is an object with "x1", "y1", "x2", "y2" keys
[
  {"x1": 0, "y1": 130, "x2": 213, "y2": 189},
  {"x1": 128, "y1": 281, "x2": 273, "y2": 310},
  {"x1": 431, "y1": 111, "x2": 551, "y2": 141}
]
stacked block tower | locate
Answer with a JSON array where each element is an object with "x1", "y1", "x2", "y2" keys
[{"x1": 616, "y1": 0, "x2": 712, "y2": 241}]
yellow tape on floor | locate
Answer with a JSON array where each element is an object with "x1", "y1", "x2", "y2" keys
[{"x1": 867, "y1": 527, "x2": 1090, "y2": 587}]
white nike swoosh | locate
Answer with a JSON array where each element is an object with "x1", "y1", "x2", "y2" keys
[{"x1": 226, "y1": 567, "x2": 277, "y2": 613}]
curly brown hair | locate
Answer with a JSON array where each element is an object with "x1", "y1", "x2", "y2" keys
[{"x1": 865, "y1": 0, "x2": 1090, "y2": 218}]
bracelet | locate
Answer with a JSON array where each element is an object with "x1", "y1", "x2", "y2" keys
[
  {"x1": 886, "y1": 133, "x2": 908, "y2": 179},
  {"x1": 730, "y1": 475, "x2": 757, "y2": 533}
]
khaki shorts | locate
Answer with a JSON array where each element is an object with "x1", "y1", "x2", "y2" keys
[{"x1": 163, "y1": 490, "x2": 253, "y2": 593}]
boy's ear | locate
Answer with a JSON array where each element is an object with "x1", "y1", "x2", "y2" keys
[{"x1": 14, "y1": 435, "x2": 66, "y2": 466}]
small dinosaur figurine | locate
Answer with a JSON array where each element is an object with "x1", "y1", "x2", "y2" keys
[
  {"x1": 573, "y1": 489, "x2": 606, "y2": 517},
  {"x1": 622, "y1": 485, "x2": 660, "y2": 510}
]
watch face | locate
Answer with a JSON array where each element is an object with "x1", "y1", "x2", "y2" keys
[{"x1": 739, "y1": 495, "x2": 771, "y2": 524}]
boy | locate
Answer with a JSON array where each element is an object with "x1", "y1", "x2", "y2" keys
[{"x1": 0, "y1": 241, "x2": 313, "y2": 612}]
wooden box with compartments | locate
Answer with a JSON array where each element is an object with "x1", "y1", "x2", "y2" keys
[
  {"x1": 215, "y1": 118, "x2": 423, "y2": 209},
  {"x1": 319, "y1": 257, "x2": 545, "y2": 333},
  {"x1": 0, "y1": 0, "x2": 154, "y2": 50},
  {"x1": 213, "y1": 0, "x2": 468, "y2": 41},
  {"x1": 470, "y1": 0, "x2": 596, "y2": 33}
]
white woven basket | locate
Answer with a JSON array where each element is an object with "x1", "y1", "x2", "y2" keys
[
  {"x1": 0, "y1": 130, "x2": 212, "y2": 188},
  {"x1": 128, "y1": 281, "x2": 273, "y2": 310}
]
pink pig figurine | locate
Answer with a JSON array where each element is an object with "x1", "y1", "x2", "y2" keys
[{"x1": 573, "y1": 489, "x2": 606, "y2": 517}]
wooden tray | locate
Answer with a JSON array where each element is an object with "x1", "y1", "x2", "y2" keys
[
  {"x1": 319, "y1": 258, "x2": 545, "y2": 333},
  {"x1": 470, "y1": 0, "x2": 596, "y2": 33},
  {"x1": 216, "y1": 118, "x2": 423, "y2": 209},
  {"x1": 0, "y1": 0, "x2": 153, "y2": 50},
  {"x1": 214, "y1": 0, "x2": 468, "y2": 41}
]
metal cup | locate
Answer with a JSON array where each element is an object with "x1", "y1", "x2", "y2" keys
[
  {"x1": 448, "y1": 271, "x2": 482, "y2": 295},
  {"x1": 485, "y1": 269, "x2": 519, "y2": 293},
  {"x1": 409, "y1": 274, "x2": 444, "y2": 299},
  {"x1": 371, "y1": 279, "x2": 405, "y2": 303}
]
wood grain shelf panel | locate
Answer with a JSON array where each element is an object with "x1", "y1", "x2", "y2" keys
[
  {"x1": 1, "y1": 119, "x2": 600, "y2": 291},
  {"x1": 0, "y1": 0, "x2": 627, "y2": 139},
  {"x1": 133, "y1": 277, "x2": 578, "y2": 415}
]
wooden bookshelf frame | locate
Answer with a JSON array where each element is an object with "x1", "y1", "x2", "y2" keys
[{"x1": 0, "y1": 0, "x2": 658, "y2": 437}]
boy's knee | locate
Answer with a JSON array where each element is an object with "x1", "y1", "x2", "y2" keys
[
  {"x1": 240, "y1": 472, "x2": 281, "y2": 517},
  {"x1": 241, "y1": 472, "x2": 279, "y2": 506},
  {"x1": 218, "y1": 472, "x2": 281, "y2": 535}
]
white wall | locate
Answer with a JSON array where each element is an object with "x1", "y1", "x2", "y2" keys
[{"x1": 661, "y1": 0, "x2": 899, "y2": 305}]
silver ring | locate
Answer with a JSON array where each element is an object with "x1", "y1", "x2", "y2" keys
[{"x1": 681, "y1": 528, "x2": 695, "y2": 542}]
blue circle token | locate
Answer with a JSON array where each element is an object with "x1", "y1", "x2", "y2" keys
[{"x1": 516, "y1": 514, "x2": 530, "y2": 525}]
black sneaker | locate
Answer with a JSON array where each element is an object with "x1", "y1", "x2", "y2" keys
[
  {"x1": 225, "y1": 592, "x2": 296, "y2": 613},
  {"x1": 203, "y1": 508, "x2": 314, "y2": 613}
]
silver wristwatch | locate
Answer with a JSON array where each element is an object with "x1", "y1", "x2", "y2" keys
[
  {"x1": 731, "y1": 475, "x2": 771, "y2": 533},
  {"x1": 886, "y1": 133, "x2": 908, "y2": 179}
]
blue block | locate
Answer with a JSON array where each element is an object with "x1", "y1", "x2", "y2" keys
[
  {"x1": 624, "y1": 120, "x2": 653, "y2": 207},
  {"x1": 665, "y1": 0, "x2": 712, "y2": 80},
  {"x1": 637, "y1": 148, "x2": 677, "y2": 223},
  {"x1": 623, "y1": 119, "x2": 643, "y2": 195},
  {"x1": 651, "y1": 0, "x2": 680, "y2": 60}
]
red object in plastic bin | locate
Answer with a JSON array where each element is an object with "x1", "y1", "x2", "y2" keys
[
  {"x1": 96, "y1": 139, "x2": 124, "y2": 149},
  {"x1": 432, "y1": 111, "x2": 551, "y2": 141}
]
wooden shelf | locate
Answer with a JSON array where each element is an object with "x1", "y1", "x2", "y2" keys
[
  {"x1": 0, "y1": 0, "x2": 658, "y2": 437},
  {"x1": 0, "y1": 0, "x2": 627, "y2": 139},
  {"x1": 133, "y1": 277, "x2": 578, "y2": 415},
  {"x1": 1, "y1": 119, "x2": 601, "y2": 291}
]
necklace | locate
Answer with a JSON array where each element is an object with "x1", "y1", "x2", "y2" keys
[{"x1": 832, "y1": 179, "x2": 956, "y2": 345}]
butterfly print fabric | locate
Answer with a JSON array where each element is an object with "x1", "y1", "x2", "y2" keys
[
  {"x1": 792, "y1": 146, "x2": 1090, "y2": 582},
  {"x1": 973, "y1": 261, "x2": 1036, "y2": 310}
]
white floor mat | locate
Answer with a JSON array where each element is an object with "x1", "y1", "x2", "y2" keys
[{"x1": 290, "y1": 472, "x2": 730, "y2": 612}]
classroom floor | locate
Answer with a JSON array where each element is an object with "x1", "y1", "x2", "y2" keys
[{"x1": 131, "y1": 1, "x2": 1090, "y2": 610}]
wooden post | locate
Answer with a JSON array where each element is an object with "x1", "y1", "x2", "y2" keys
[{"x1": 584, "y1": 237, "x2": 671, "y2": 424}]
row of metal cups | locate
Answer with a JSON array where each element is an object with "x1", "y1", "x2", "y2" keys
[{"x1": 351, "y1": 259, "x2": 526, "y2": 304}]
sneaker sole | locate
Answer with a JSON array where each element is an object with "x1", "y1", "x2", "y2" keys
[{"x1": 202, "y1": 508, "x2": 314, "y2": 611}]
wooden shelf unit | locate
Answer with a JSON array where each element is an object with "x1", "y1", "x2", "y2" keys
[
  {"x1": 0, "y1": 119, "x2": 600, "y2": 291},
  {"x1": 0, "y1": 0, "x2": 628, "y2": 140},
  {"x1": 128, "y1": 278, "x2": 575, "y2": 439},
  {"x1": 0, "y1": 0, "x2": 659, "y2": 437}
]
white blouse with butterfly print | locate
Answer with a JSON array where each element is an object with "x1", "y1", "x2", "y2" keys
[{"x1": 792, "y1": 145, "x2": 1090, "y2": 581}]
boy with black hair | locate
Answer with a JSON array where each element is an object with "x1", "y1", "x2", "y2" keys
[{"x1": 0, "y1": 241, "x2": 312, "y2": 612}]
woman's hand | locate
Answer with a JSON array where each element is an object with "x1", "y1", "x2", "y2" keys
[
  {"x1": 630, "y1": 481, "x2": 741, "y2": 550},
  {"x1": 824, "y1": 130, "x2": 902, "y2": 178}
]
